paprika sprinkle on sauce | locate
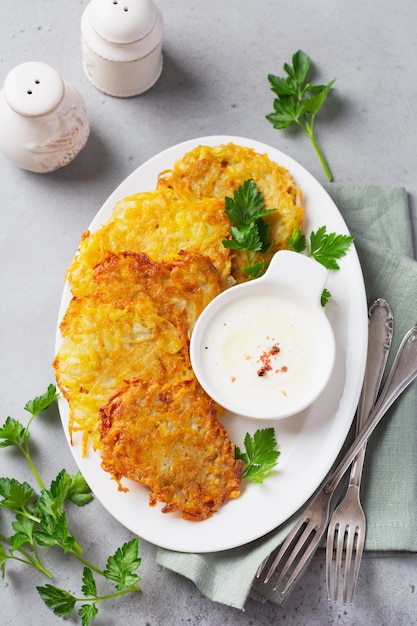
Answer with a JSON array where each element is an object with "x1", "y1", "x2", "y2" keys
[{"x1": 257, "y1": 342, "x2": 286, "y2": 377}]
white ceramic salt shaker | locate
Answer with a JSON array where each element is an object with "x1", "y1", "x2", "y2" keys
[
  {"x1": 0, "y1": 61, "x2": 90, "y2": 173},
  {"x1": 81, "y1": 0, "x2": 164, "y2": 97}
]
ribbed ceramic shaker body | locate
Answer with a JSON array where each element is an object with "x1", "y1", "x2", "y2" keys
[
  {"x1": 0, "y1": 61, "x2": 89, "y2": 173},
  {"x1": 81, "y1": 0, "x2": 164, "y2": 97}
]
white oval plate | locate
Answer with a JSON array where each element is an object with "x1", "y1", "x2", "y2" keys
[{"x1": 56, "y1": 135, "x2": 368, "y2": 553}]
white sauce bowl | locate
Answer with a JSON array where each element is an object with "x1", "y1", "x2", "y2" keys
[{"x1": 190, "y1": 250, "x2": 336, "y2": 420}]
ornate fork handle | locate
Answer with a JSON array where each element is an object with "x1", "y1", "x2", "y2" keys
[{"x1": 349, "y1": 298, "x2": 394, "y2": 488}]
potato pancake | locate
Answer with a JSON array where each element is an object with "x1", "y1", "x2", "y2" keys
[
  {"x1": 66, "y1": 185, "x2": 232, "y2": 295},
  {"x1": 158, "y1": 143, "x2": 303, "y2": 281},
  {"x1": 54, "y1": 296, "x2": 190, "y2": 453},
  {"x1": 54, "y1": 251, "x2": 221, "y2": 453},
  {"x1": 100, "y1": 378, "x2": 244, "y2": 521},
  {"x1": 91, "y1": 250, "x2": 222, "y2": 334}
]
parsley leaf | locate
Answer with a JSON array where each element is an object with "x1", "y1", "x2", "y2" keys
[
  {"x1": 36, "y1": 584, "x2": 77, "y2": 619},
  {"x1": 47, "y1": 469, "x2": 92, "y2": 510},
  {"x1": 321, "y1": 288, "x2": 332, "y2": 307},
  {"x1": 81, "y1": 567, "x2": 97, "y2": 597},
  {"x1": 224, "y1": 179, "x2": 271, "y2": 226},
  {"x1": 79, "y1": 603, "x2": 99, "y2": 626},
  {"x1": 0, "y1": 477, "x2": 37, "y2": 512},
  {"x1": 0, "y1": 417, "x2": 29, "y2": 448},
  {"x1": 267, "y1": 50, "x2": 335, "y2": 181},
  {"x1": 67, "y1": 470, "x2": 93, "y2": 507},
  {"x1": 103, "y1": 538, "x2": 142, "y2": 591},
  {"x1": 11, "y1": 514, "x2": 36, "y2": 548},
  {"x1": 235, "y1": 428, "x2": 280, "y2": 483},
  {"x1": 223, "y1": 179, "x2": 276, "y2": 279},
  {"x1": 309, "y1": 225, "x2": 354, "y2": 270},
  {"x1": 287, "y1": 226, "x2": 306, "y2": 253},
  {"x1": 0, "y1": 544, "x2": 7, "y2": 578},
  {"x1": 24, "y1": 384, "x2": 59, "y2": 416},
  {"x1": 226, "y1": 222, "x2": 263, "y2": 253}
]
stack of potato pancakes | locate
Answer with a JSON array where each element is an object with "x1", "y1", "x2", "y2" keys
[{"x1": 53, "y1": 143, "x2": 303, "y2": 521}]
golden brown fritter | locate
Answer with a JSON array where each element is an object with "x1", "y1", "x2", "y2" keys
[
  {"x1": 54, "y1": 296, "x2": 190, "y2": 453},
  {"x1": 91, "y1": 250, "x2": 222, "y2": 334},
  {"x1": 158, "y1": 143, "x2": 303, "y2": 282},
  {"x1": 100, "y1": 378, "x2": 244, "y2": 521},
  {"x1": 66, "y1": 185, "x2": 232, "y2": 295},
  {"x1": 54, "y1": 251, "x2": 221, "y2": 453}
]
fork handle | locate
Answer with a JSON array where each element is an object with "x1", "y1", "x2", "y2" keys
[
  {"x1": 349, "y1": 299, "x2": 394, "y2": 488},
  {"x1": 325, "y1": 323, "x2": 417, "y2": 494}
]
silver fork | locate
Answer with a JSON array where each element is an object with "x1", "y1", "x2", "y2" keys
[
  {"x1": 257, "y1": 322, "x2": 417, "y2": 599},
  {"x1": 325, "y1": 298, "x2": 394, "y2": 604}
]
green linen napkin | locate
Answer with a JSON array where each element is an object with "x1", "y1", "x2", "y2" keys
[{"x1": 156, "y1": 184, "x2": 417, "y2": 609}]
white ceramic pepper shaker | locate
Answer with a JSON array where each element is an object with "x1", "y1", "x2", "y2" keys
[
  {"x1": 0, "y1": 61, "x2": 90, "y2": 173},
  {"x1": 81, "y1": 0, "x2": 164, "y2": 97}
]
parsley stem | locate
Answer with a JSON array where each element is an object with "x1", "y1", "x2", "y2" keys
[
  {"x1": 81, "y1": 587, "x2": 141, "y2": 603},
  {"x1": 22, "y1": 448, "x2": 45, "y2": 490},
  {"x1": 21, "y1": 508, "x2": 41, "y2": 523},
  {"x1": 305, "y1": 125, "x2": 333, "y2": 182},
  {"x1": 11, "y1": 553, "x2": 53, "y2": 578},
  {"x1": 69, "y1": 549, "x2": 105, "y2": 576},
  {"x1": 14, "y1": 431, "x2": 46, "y2": 490},
  {"x1": 294, "y1": 117, "x2": 333, "y2": 182}
]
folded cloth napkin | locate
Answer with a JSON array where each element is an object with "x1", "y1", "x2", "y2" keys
[{"x1": 156, "y1": 184, "x2": 417, "y2": 609}]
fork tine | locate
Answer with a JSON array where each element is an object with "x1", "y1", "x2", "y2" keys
[
  {"x1": 262, "y1": 519, "x2": 311, "y2": 584},
  {"x1": 263, "y1": 519, "x2": 323, "y2": 594},
  {"x1": 273, "y1": 527, "x2": 322, "y2": 593},
  {"x1": 328, "y1": 521, "x2": 365, "y2": 604},
  {"x1": 325, "y1": 521, "x2": 337, "y2": 599},
  {"x1": 258, "y1": 489, "x2": 332, "y2": 594},
  {"x1": 348, "y1": 527, "x2": 365, "y2": 603},
  {"x1": 333, "y1": 522, "x2": 346, "y2": 601},
  {"x1": 255, "y1": 554, "x2": 269, "y2": 579},
  {"x1": 342, "y1": 525, "x2": 356, "y2": 604}
]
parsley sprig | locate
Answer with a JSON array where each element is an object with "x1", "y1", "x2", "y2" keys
[
  {"x1": 222, "y1": 178, "x2": 276, "y2": 279},
  {"x1": 0, "y1": 385, "x2": 141, "y2": 625},
  {"x1": 288, "y1": 224, "x2": 353, "y2": 269},
  {"x1": 37, "y1": 539, "x2": 141, "y2": 623},
  {"x1": 288, "y1": 224, "x2": 354, "y2": 305},
  {"x1": 235, "y1": 428, "x2": 280, "y2": 483},
  {"x1": 267, "y1": 50, "x2": 335, "y2": 181}
]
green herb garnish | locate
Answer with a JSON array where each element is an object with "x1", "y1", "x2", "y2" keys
[
  {"x1": 266, "y1": 50, "x2": 335, "y2": 181},
  {"x1": 288, "y1": 224, "x2": 353, "y2": 269},
  {"x1": 235, "y1": 428, "x2": 280, "y2": 483},
  {"x1": 222, "y1": 178, "x2": 276, "y2": 279},
  {"x1": 0, "y1": 385, "x2": 141, "y2": 625},
  {"x1": 288, "y1": 224, "x2": 354, "y2": 304}
]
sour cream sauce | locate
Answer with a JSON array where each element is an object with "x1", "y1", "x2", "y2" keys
[{"x1": 198, "y1": 294, "x2": 319, "y2": 417}]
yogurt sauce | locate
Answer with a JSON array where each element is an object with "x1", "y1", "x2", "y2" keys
[{"x1": 196, "y1": 292, "x2": 329, "y2": 418}]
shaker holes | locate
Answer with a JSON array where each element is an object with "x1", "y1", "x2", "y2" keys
[
  {"x1": 27, "y1": 79, "x2": 40, "y2": 95},
  {"x1": 112, "y1": 1, "x2": 129, "y2": 9}
]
